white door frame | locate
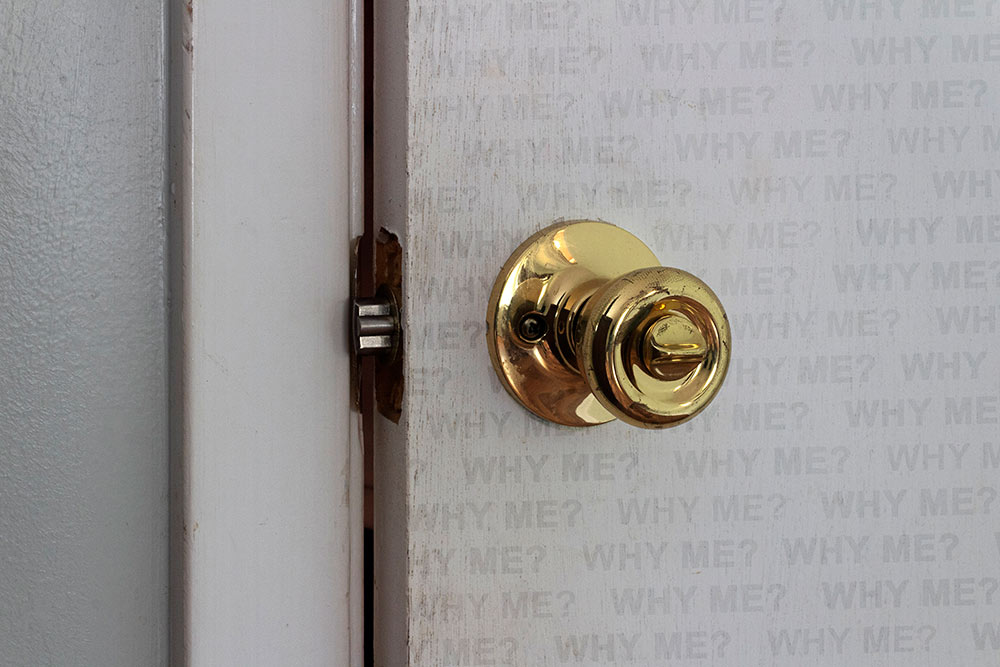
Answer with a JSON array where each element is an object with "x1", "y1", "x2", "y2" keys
[{"x1": 169, "y1": 0, "x2": 363, "y2": 663}]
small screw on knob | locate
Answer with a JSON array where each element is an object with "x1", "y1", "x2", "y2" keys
[{"x1": 518, "y1": 313, "x2": 547, "y2": 343}]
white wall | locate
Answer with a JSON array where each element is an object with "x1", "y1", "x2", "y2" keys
[{"x1": 0, "y1": 1, "x2": 167, "y2": 665}]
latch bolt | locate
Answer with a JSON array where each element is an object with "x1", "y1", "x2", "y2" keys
[{"x1": 353, "y1": 291, "x2": 399, "y2": 356}]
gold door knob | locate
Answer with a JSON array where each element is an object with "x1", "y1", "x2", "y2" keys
[{"x1": 486, "y1": 220, "x2": 731, "y2": 428}]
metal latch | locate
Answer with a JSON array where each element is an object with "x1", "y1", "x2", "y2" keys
[
  {"x1": 351, "y1": 228, "x2": 403, "y2": 423},
  {"x1": 353, "y1": 289, "x2": 399, "y2": 356}
]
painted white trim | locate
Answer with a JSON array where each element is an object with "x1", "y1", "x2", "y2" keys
[
  {"x1": 170, "y1": 0, "x2": 361, "y2": 663},
  {"x1": 347, "y1": 0, "x2": 366, "y2": 659}
]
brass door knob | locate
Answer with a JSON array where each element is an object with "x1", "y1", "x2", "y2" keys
[{"x1": 486, "y1": 220, "x2": 731, "y2": 428}]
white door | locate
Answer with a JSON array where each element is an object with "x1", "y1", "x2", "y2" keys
[{"x1": 374, "y1": 2, "x2": 1000, "y2": 665}]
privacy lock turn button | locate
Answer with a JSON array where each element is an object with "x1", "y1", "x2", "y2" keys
[{"x1": 486, "y1": 220, "x2": 731, "y2": 429}]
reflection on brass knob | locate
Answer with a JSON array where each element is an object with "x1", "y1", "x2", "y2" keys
[{"x1": 486, "y1": 221, "x2": 731, "y2": 429}]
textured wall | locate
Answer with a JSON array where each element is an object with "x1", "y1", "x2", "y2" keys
[{"x1": 0, "y1": 2, "x2": 167, "y2": 665}]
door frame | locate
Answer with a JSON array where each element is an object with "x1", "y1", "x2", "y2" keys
[{"x1": 169, "y1": 0, "x2": 364, "y2": 662}]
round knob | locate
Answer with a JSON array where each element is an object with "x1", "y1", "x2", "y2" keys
[
  {"x1": 579, "y1": 267, "x2": 730, "y2": 428},
  {"x1": 486, "y1": 220, "x2": 731, "y2": 429}
]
